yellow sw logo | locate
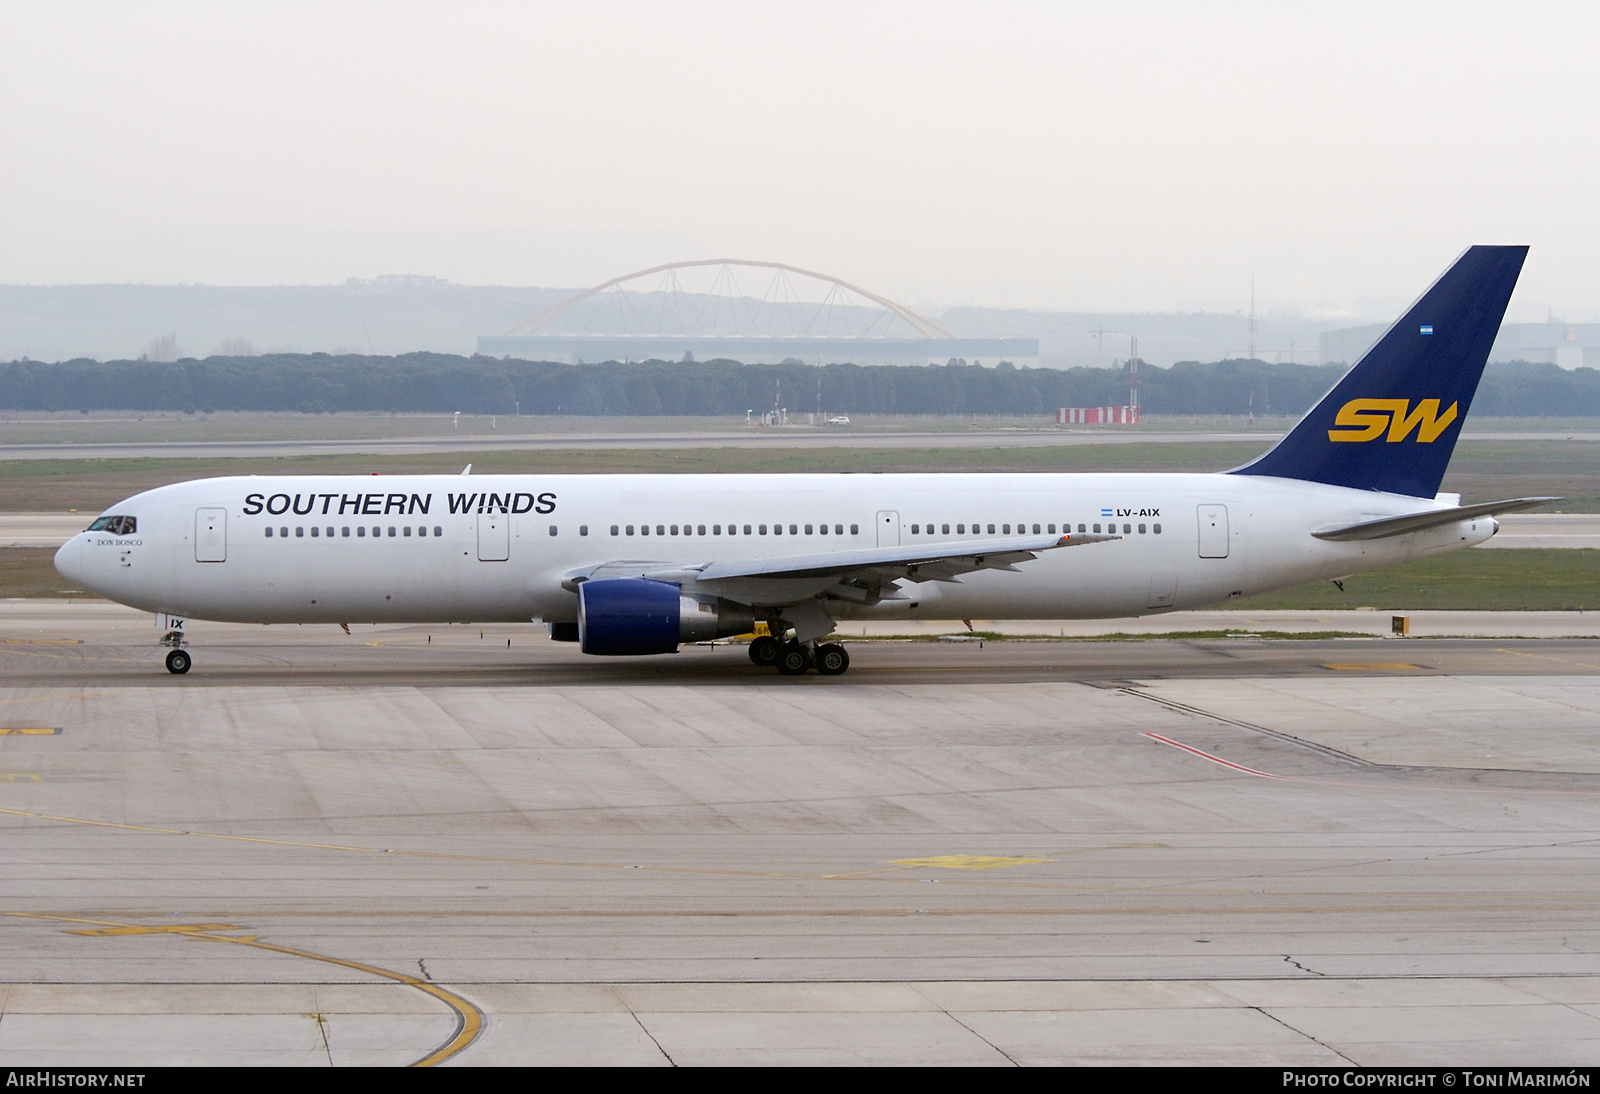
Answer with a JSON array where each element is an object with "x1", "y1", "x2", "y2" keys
[{"x1": 1327, "y1": 398, "x2": 1459, "y2": 443}]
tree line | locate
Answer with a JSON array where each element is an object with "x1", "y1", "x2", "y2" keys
[{"x1": 0, "y1": 353, "x2": 1592, "y2": 417}]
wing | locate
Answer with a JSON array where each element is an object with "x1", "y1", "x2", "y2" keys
[
  {"x1": 1311, "y1": 497, "x2": 1558, "y2": 542},
  {"x1": 563, "y1": 531, "x2": 1120, "y2": 608}
]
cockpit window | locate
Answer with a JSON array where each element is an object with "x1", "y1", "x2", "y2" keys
[
  {"x1": 87, "y1": 517, "x2": 113, "y2": 531},
  {"x1": 88, "y1": 516, "x2": 136, "y2": 534}
]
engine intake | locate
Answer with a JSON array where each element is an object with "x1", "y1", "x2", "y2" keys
[{"x1": 577, "y1": 578, "x2": 755, "y2": 656}]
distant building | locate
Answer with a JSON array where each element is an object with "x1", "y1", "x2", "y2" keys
[
  {"x1": 1056, "y1": 406, "x2": 1139, "y2": 425},
  {"x1": 1321, "y1": 321, "x2": 1600, "y2": 369}
]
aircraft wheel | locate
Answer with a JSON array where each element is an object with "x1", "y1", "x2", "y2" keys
[
  {"x1": 165, "y1": 649, "x2": 191, "y2": 675},
  {"x1": 748, "y1": 635, "x2": 780, "y2": 666},
  {"x1": 775, "y1": 641, "x2": 810, "y2": 675},
  {"x1": 815, "y1": 643, "x2": 849, "y2": 676}
]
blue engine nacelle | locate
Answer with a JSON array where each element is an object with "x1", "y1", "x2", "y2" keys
[{"x1": 577, "y1": 578, "x2": 755, "y2": 656}]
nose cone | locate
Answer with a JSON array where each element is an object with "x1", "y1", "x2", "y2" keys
[{"x1": 54, "y1": 536, "x2": 83, "y2": 585}]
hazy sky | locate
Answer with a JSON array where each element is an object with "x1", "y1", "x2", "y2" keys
[{"x1": 3, "y1": 2, "x2": 1597, "y2": 317}]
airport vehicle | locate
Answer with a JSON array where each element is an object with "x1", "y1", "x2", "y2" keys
[{"x1": 55, "y1": 246, "x2": 1549, "y2": 676}]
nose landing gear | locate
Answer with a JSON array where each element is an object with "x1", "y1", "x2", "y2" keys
[{"x1": 159, "y1": 620, "x2": 190, "y2": 674}]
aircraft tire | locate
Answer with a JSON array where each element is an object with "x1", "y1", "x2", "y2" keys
[
  {"x1": 775, "y1": 642, "x2": 810, "y2": 675},
  {"x1": 748, "y1": 635, "x2": 780, "y2": 666},
  {"x1": 815, "y1": 643, "x2": 849, "y2": 675},
  {"x1": 165, "y1": 649, "x2": 191, "y2": 675}
]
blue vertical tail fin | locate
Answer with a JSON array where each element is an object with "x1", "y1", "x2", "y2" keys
[{"x1": 1231, "y1": 245, "x2": 1527, "y2": 498}]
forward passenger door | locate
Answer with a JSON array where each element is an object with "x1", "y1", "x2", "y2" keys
[{"x1": 195, "y1": 508, "x2": 226, "y2": 562}]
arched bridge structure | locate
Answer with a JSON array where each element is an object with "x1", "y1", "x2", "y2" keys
[{"x1": 477, "y1": 259, "x2": 1037, "y2": 367}]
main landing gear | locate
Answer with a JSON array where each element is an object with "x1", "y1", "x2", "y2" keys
[{"x1": 748, "y1": 635, "x2": 850, "y2": 676}]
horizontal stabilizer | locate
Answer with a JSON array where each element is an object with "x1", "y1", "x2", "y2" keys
[{"x1": 1311, "y1": 497, "x2": 1558, "y2": 541}]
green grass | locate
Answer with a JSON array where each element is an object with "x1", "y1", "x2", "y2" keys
[
  {"x1": 0, "y1": 548, "x2": 95, "y2": 598},
  {"x1": 1231, "y1": 548, "x2": 1600, "y2": 611},
  {"x1": 1, "y1": 431, "x2": 1599, "y2": 511},
  {"x1": 12, "y1": 540, "x2": 1596, "y2": 612},
  {"x1": 0, "y1": 444, "x2": 1279, "y2": 511}
]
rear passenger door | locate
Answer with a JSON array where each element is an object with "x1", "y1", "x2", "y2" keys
[{"x1": 1197, "y1": 504, "x2": 1229, "y2": 559}]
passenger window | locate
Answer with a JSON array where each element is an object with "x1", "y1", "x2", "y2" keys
[
  {"x1": 580, "y1": 525, "x2": 589, "y2": 536},
  {"x1": 744, "y1": 525, "x2": 753, "y2": 535},
  {"x1": 911, "y1": 524, "x2": 919, "y2": 534},
  {"x1": 956, "y1": 524, "x2": 964, "y2": 534},
  {"x1": 549, "y1": 525, "x2": 558, "y2": 536},
  {"x1": 805, "y1": 524, "x2": 813, "y2": 535},
  {"x1": 402, "y1": 526, "x2": 411, "y2": 537},
  {"x1": 327, "y1": 527, "x2": 335, "y2": 537},
  {"x1": 759, "y1": 525, "x2": 768, "y2": 535},
  {"x1": 789, "y1": 524, "x2": 797, "y2": 535},
  {"x1": 626, "y1": 525, "x2": 635, "y2": 535},
  {"x1": 1154, "y1": 523, "x2": 1162, "y2": 534},
  {"x1": 835, "y1": 524, "x2": 843, "y2": 535},
  {"x1": 1123, "y1": 524, "x2": 1131, "y2": 534},
  {"x1": 1033, "y1": 524, "x2": 1040, "y2": 534},
  {"x1": 342, "y1": 527, "x2": 350, "y2": 537},
  {"x1": 670, "y1": 525, "x2": 679, "y2": 536},
  {"x1": 1078, "y1": 524, "x2": 1086, "y2": 533},
  {"x1": 697, "y1": 525, "x2": 705, "y2": 536},
  {"x1": 611, "y1": 525, "x2": 619, "y2": 536},
  {"x1": 434, "y1": 526, "x2": 442, "y2": 537},
  {"x1": 713, "y1": 525, "x2": 722, "y2": 535},
  {"x1": 1093, "y1": 524, "x2": 1101, "y2": 533},
  {"x1": 850, "y1": 524, "x2": 859, "y2": 535},
  {"x1": 819, "y1": 524, "x2": 828, "y2": 535},
  {"x1": 987, "y1": 524, "x2": 995, "y2": 534},
  {"x1": 311, "y1": 527, "x2": 320, "y2": 537},
  {"x1": 388, "y1": 527, "x2": 397, "y2": 537},
  {"x1": 1002, "y1": 524, "x2": 1010, "y2": 534},
  {"x1": 942, "y1": 524, "x2": 950, "y2": 534},
  {"x1": 641, "y1": 525, "x2": 649, "y2": 535},
  {"x1": 1048, "y1": 524, "x2": 1055, "y2": 534},
  {"x1": 655, "y1": 525, "x2": 664, "y2": 536},
  {"x1": 296, "y1": 527, "x2": 304, "y2": 537},
  {"x1": 281, "y1": 527, "x2": 289, "y2": 538},
  {"x1": 1138, "y1": 524, "x2": 1147, "y2": 534},
  {"x1": 357, "y1": 527, "x2": 366, "y2": 537},
  {"x1": 265, "y1": 527, "x2": 273, "y2": 537}
]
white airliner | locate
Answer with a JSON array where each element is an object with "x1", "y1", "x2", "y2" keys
[{"x1": 54, "y1": 247, "x2": 1549, "y2": 676}]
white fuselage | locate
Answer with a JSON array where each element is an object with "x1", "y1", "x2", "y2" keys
[{"x1": 53, "y1": 472, "x2": 1495, "y2": 626}]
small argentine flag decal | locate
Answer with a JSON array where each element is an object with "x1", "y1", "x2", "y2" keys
[
  {"x1": 1420, "y1": 325, "x2": 1434, "y2": 335},
  {"x1": 1101, "y1": 508, "x2": 1114, "y2": 517}
]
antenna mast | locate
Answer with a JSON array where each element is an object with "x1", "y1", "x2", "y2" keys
[
  {"x1": 1128, "y1": 335, "x2": 1140, "y2": 423},
  {"x1": 1247, "y1": 277, "x2": 1257, "y2": 361}
]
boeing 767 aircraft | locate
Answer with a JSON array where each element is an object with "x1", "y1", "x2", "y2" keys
[{"x1": 55, "y1": 246, "x2": 1549, "y2": 676}]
